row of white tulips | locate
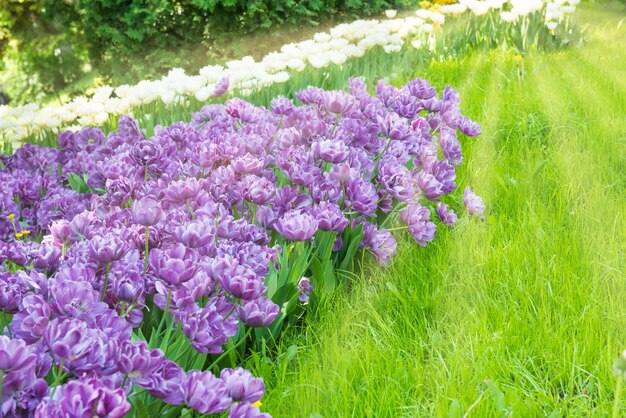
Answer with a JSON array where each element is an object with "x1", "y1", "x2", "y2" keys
[{"x1": 0, "y1": 0, "x2": 578, "y2": 146}]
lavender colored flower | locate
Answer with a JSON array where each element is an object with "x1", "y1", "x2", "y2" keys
[
  {"x1": 48, "y1": 278, "x2": 108, "y2": 319},
  {"x1": 183, "y1": 370, "x2": 231, "y2": 414},
  {"x1": 378, "y1": 162, "x2": 415, "y2": 202},
  {"x1": 436, "y1": 203, "x2": 458, "y2": 227},
  {"x1": 324, "y1": 90, "x2": 355, "y2": 114},
  {"x1": 220, "y1": 368, "x2": 264, "y2": 403},
  {"x1": 43, "y1": 318, "x2": 108, "y2": 374},
  {"x1": 314, "y1": 202, "x2": 349, "y2": 233},
  {"x1": 431, "y1": 159, "x2": 456, "y2": 194},
  {"x1": 254, "y1": 206, "x2": 278, "y2": 229},
  {"x1": 214, "y1": 77, "x2": 230, "y2": 97},
  {"x1": 49, "y1": 219, "x2": 72, "y2": 246},
  {"x1": 231, "y1": 154, "x2": 265, "y2": 175},
  {"x1": 378, "y1": 114, "x2": 411, "y2": 141},
  {"x1": 132, "y1": 196, "x2": 163, "y2": 226},
  {"x1": 400, "y1": 204, "x2": 436, "y2": 247},
  {"x1": 375, "y1": 79, "x2": 397, "y2": 106},
  {"x1": 220, "y1": 265, "x2": 266, "y2": 301},
  {"x1": 3, "y1": 374, "x2": 48, "y2": 417},
  {"x1": 273, "y1": 185, "x2": 312, "y2": 216},
  {"x1": 345, "y1": 178, "x2": 378, "y2": 216},
  {"x1": 144, "y1": 360, "x2": 186, "y2": 405},
  {"x1": 311, "y1": 139, "x2": 350, "y2": 164},
  {"x1": 463, "y1": 187, "x2": 485, "y2": 219},
  {"x1": 270, "y1": 96, "x2": 295, "y2": 116},
  {"x1": 115, "y1": 340, "x2": 164, "y2": 382},
  {"x1": 0, "y1": 271, "x2": 42, "y2": 314},
  {"x1": 88, "y1": 234, "x2": 129, "y2": 265},
  {"x1": 406, "y1": 78, "x2": 437, "y2": 100},
  {"x1": 149, "y1": 243, "x2": 198, "y2": 286},
  {"x1": 163, "y1": 178, "x2": 201, "y2": 206},
  {"x1": 458, "y1": 115, "x2": 481, "y2": 137},
  {"x1": 229, "y1": 402, "x2": 272, "y2": 418},
  {"x1": 275, "y1": 210, "x2": 319, "y2": 241},
  {"x1": 237, "y1": 297, "x2": 279, "y2": 327},
  {"x1": 295, "y1": 86, "x2": 325, "y2": 106},
  {"x1": 0, "y1": 336, "x2": 36, "y2": 372},
  {"x1": 367, "y1": 227, "x2": 397, "y2": 266},
  {"x1": 34, "y1": 376, "x2": 130, "y2": 418},
  {"x1": 240, "y1": 175, "x2": 276, "y2": 205},
  {"x1": 182, "y1": 301, "x2": 237, "y2": 353},
  {"x1": 173, "y1": 219, "x2": 216, "y2": 248},
  {"x1": 439, "y1": 127, "x2": 463, "y2": 166},
  {"x1": 10, "y1": 294, "x2": 51, "y2": 343},
  {"x1": 416, "y1": 171, "x2": 443, "y2": 202},
  {"x1": 297, "y1": 277, "x2": 312, "y2": 303}
]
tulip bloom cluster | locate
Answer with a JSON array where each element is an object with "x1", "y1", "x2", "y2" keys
[{"x1": 0, "y1": 77, "x2": 483, "y2": 416}]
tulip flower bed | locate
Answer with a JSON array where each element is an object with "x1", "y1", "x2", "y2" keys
[{"x1": 0, "y1": 76, "x2": 484, "y2": 417}]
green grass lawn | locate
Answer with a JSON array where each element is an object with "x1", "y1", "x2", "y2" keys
[{"x1": 252, "y1": 3, "x2": 626, "y2": 417}]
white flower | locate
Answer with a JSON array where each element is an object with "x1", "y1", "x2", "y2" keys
[
  {"x1": 308, "y1": 55, "x2": 330, "y2": 69},
  {"x1": 500, "y1": 11, "x2": 518, "y2": 22},
  {"x1": 383, "y1": 44, "x2": 402, "y2": 53},
  {"x1": 546, "y1": 21, "x2": 559, "y2": 31},
  {"x1": 385, "y1": 9, "x2": 397, "y2": 18},
  {"x1": 328, "y1": 51, "x2": 348, "y2": 65},
  {"x1": 194, "y1": 86, "x2": 213, "y2": 102},
  {"x1": 439, "y1": 4, "x2": 467, "y2": 15}
]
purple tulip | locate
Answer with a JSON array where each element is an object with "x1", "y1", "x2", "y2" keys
[
  {"x1": 275, "y1": 210, "x2": 319, "y2": 241},
  {"x1": 439, "y1": 127, "x2": 463, "y2": 166},
  {"x1": 270, "y1": 96, "x2": 295, "y2": 116},
  {"x1": 345, "y1": 178, "x2": 378, "y2": 217},
  {"x1": 400, "y1": 204, "x2": 436, "y2": 247},
  {"x1": 11, "y1": 294, "x2": 51, "y2": 343},
  {"x1": 0, "y1": 335, "x2": 36, "y2": 372},
  {"x1": 237, "y1": 297, "x2": 279, "y2": 327},
  {"x1": 220, "y1": 367, "x2": 264, "y2": 403},
  {"x1": 214, "y1": 77, "x2": 230, "y2": 97},
  {"x1": 436, "y1": 203, "x2": 458, "y2": 227},
  {"x1": 88, "y1": 234, "x2": 129, "y2": 265},
  {"x1": 240, "y1": 175, "x2": 276, "y2": 205},
  {"x1": 163, "y1": 178, "x2": 201, "y2": 206},
  {"x1": 379, "y1": 162, "x2": 415, "y2": 202},
  {"x1": 48, "y1": 278, "x2": 108, "y2": 319},
  {"x1": 144, "y1": 360, "x2": 186, "y2": 405},
  {"x1": 173, "y1": 219, "x2": 216, "y2": 248},
  {"x1": 297, "y1": 277, "x2": 312, "y2": 303},
  {"x1": 220, "y1": 265, "x2": 266, "y2": 301},
  {"x1": 0, "y1": 271, "x2": 42, "y2": 314},
  {"x1": 406, "y1": 78, "x2": 437, "y2": 100},
  {"x1": 458, "y1": 115, "x2": 481, "y2": 137},
  {"x1": 311, "y1": 139, "x2": 350, "y2": 164},
  {"x1": 431, "y1": 159, "x2": 456, "y2": 194},
  {"x1": 35, "y1": 376, "x2": 130, "y2": 418},
  {"x1": 324, "y1": 90, "x2": 355, "y2": 114},
  {"x1": 183, "y1": 370, "x2": 231, "y2": 414},
  {"x1": 314, "y1": 202, "x2": 349, "y2": 233},
  {"x1": 116, "y1": 343, "x2": 169, "y2": 389},
  {"x1": 463, "y1": 187, "x2": 485, "y2": 219},
  {"x1": 416, "y1": 171, "x2": 443, "y2": 202},
  {"x1": 182, "y1": 302, "x2": 236, "y2": 354},
  {"x1": 43, "y1": 318, "x2": 109, "y2": 375},
  {"x1": 229, "y1": 402, "x2": 272, "y2": 418},
  {"x1": 149, "y1": 243, "x2": 198, "y2": 286},
  {"x1": 132, "y1": 197, "x2": 163, "y2": 226}
]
